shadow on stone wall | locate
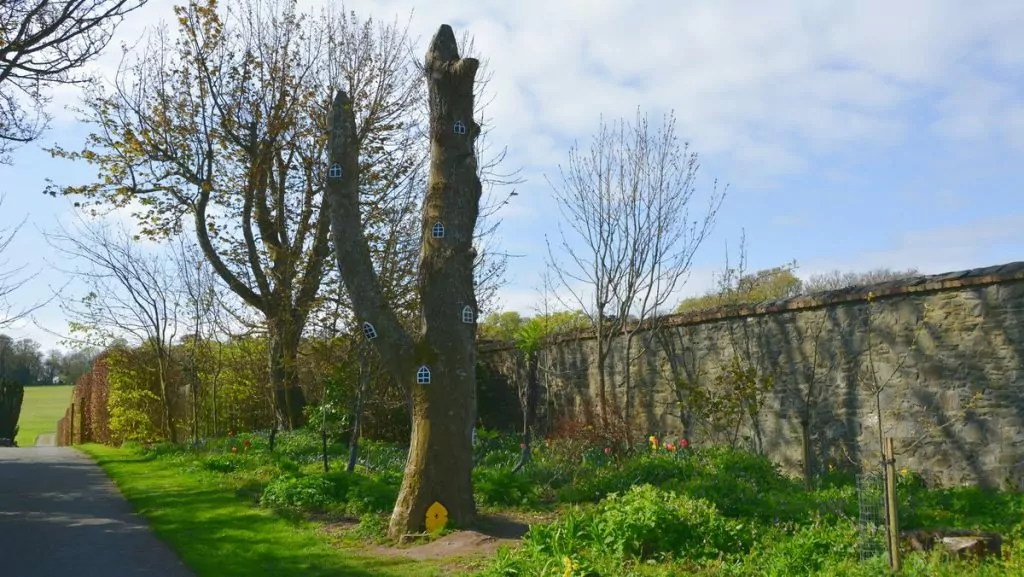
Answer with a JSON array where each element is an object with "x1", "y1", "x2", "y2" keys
[{"x1": 477, "y1": 262, "x2": 1024, "y2": 489}]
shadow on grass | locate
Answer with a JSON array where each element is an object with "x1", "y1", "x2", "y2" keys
[{"x1": 79, "y1": 445, "x2": 442, "y2": 577}]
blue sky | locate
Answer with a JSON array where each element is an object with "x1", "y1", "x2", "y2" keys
[{"x1": 2, "y1": 0, "x2": 1023, "y2": 351}]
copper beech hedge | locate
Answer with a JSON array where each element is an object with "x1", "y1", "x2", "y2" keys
[{"x1": 56, "y1": 353, "x2": 111, "y2": 445}]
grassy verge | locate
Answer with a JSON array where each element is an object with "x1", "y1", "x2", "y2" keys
[
  {"x1": 78, "y1": 443, "x2": 442, "y2": 577},
  {"x1": 75, "y1": 429, "x2": 1024, "y2": 577},
  {"x1": 17, "y1": 385, "x2": 74, "y2": 446}
]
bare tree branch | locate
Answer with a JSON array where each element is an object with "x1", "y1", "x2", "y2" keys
[
  {"x1": 546, "y1": 110, "x2": 725, "y2": 425},
  {"x1": 0, "y1": 0, "x2": 150, "y2": 161}
]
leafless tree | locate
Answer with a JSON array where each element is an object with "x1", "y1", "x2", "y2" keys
[
  {"x1": 793, "y1": 311, "x2": 837, "y2": 490},
  {"x1": 172, "y1": 233, "x2": 227, "y2": 442},
  {"x1": 0, "y1": 0, "x2": 150, "y2": 161},
  {"x1": 804, "y1": 268, "x2": 920, "y2": 294},
  {"x1": 47, "y1": 218, "x2": 183, "y2": 442},
  {"x1": 546, "y1": 110, "x2": 724, "y2": 426}
]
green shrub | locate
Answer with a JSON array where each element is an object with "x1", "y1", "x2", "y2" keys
[
  {"x1": 256, "y1": 470, "x2": 398, "y2": 515},
  {"x1": 272, "y1": 454, "x2": 302, "y2": 476},
  {"x1": 201, "y1": 453, "x2": 243, "y2": 473},
  {"x1": 343, "y1": 472, "x2": 400, "y2": 515},
  {"x1": 521, "y1": 506, "x2": 595, "y2": 559},
  {"x1": 523, "y1": 485, "x2": 753, "y2": 565},
  {"x1": 594, "y1": 485, "x2": 753, "y2": 561},
  {"x1": 748, "y1": 520, "x2": 860, "y2": 576},
  {"x1": 474, "y1": 467, "x2": 540, "y2": 507},
  {"x1": 260, "y1": 475, "x2": 339, "y2": 512},
  {"x1": 348, "y1": 513, "x2": 390, "y2": 542}
]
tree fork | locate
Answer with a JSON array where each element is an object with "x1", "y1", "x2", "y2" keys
[{"x1": 325, "y1": 24, "x2": 482, "y2": 539}]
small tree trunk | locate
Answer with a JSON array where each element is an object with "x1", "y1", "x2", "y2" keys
[
  {"x1": 191, "y1": 364, "x2": 199, "y2": 444},
  {"x1": 596, "y1": 323, "x2": 608, "y2": 427},
  {"x1": 212, "y1": 345, "x2": 222, "y2": 438},
  {"x1": 512, "y1": 351, "x2": 538, "y2": 473},
  {"x1": 156, "y1": 355, "x2": 177, "y2": 444},
  {"x1": 347, "y1": 355, "x2": 370, "y2": 473},
  {"x1": 321, "y1": 414, "x2": 330, "y2": 473},
  {"x1": 623, "y1": 333, "x2": 635, "y2": 446}
]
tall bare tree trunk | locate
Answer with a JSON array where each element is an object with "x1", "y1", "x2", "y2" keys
[{"x1": 325, "y1": 24, "x2": 481, "y2": 539}]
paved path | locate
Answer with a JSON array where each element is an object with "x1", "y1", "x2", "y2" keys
[
  {"x1": 0, "y1": 447, "x2": 195, "y2": 577},
  {"x1": 34, "y1": 433, "x2": 54, "y2": 447}
]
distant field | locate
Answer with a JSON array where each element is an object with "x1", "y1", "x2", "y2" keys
[{"x1": 16, "y1": 385, "x2": 74, "y2": 446}]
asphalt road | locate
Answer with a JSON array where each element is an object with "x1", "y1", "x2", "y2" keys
[{"x1": 0, "y1": 447, "x2": 195, "y2": 577}]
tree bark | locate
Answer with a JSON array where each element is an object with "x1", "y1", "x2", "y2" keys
[
  {"x1": 268, "y1": 318, "x2": 307, "y2": 430},
  {"x1": 325, "y1": 24, "x2": 481, "y2": 539}
]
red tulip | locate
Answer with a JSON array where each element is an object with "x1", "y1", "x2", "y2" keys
[
  {"x1": 680, "y1": 438, "x2": 689, "y2": 449},
  {"x1": 520, "y1": 443, "x2": 527, "y2": 450},
  {"x1": 604, "y1": 447, "x2": 611, "y2": 455}
]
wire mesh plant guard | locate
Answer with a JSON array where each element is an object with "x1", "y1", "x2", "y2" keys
[{"x1": 857, "y1": 468, "x2": 887, "y2": 562}]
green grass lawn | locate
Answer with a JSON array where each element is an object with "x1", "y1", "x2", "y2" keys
[
  {"x1": 78, "y1": 443, "x2": 443, "y2": 577},
  {"x1": 72, "y1": 430, "x2": 1024, "y2": 577},
  {"x1": 16, "y1": 385, "x2": 74, "y2": 446}
]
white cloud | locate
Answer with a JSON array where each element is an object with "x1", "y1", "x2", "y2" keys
[
  {"x1": 18, "y1": 0, "x2": 1024, "y2": 335},
  {"x1": 799, "y1": 215, "x2": 1024, "y2": 280},
  {"x1": 42, "y1": 0, "x2": 1024, "y2": 188},
  {"x1": 494, "y1": 263, "x2": 721, "y2": 318}
]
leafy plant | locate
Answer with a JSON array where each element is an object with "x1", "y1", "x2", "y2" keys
[
  {"x1": 260, "y1": 475, "x2": 339, "y2": 512},
  {"x1": 474, "y1": 467, "x2": 540, "y2": 507},
  {"x1": 677, "y1": 354, "x2": 775, "y2": 451},
  {"x1": 201, "y1": 454, "x2": 244, "y2": 474}
]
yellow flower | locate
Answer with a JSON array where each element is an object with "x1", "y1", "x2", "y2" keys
[
  {"x1": 562, "y1": 555, "x2": 577, "y2": 577},
  {"x1": 866, "y1": 291, "x2": 875, "y2": 302},
  {"x1": 900, "y1": 467, "x2": 909, "y2": 477}
]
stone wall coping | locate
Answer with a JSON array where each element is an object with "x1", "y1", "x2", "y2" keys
[{"x1": 477, "y1": 261, "x2": 1024, "y2": 353}]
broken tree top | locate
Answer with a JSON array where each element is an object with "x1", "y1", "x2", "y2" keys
[{"x1": 425, "y1": 24, "x2": 479, "y2": 73}]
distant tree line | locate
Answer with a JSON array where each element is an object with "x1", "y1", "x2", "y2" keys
[
  {"x1": 479, "y1": 264, "x2": 921, "y2": 339},
  {"x1": 674, "y1": 262, "x2": 921, "y2": 314},
  {"x1": 0, "y1": 333, "x2": 98, "y2": 386}
]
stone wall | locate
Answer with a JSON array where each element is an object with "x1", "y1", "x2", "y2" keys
[{"x1": 478, "y1": 262, "x2": 1024, "y2": 489}]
